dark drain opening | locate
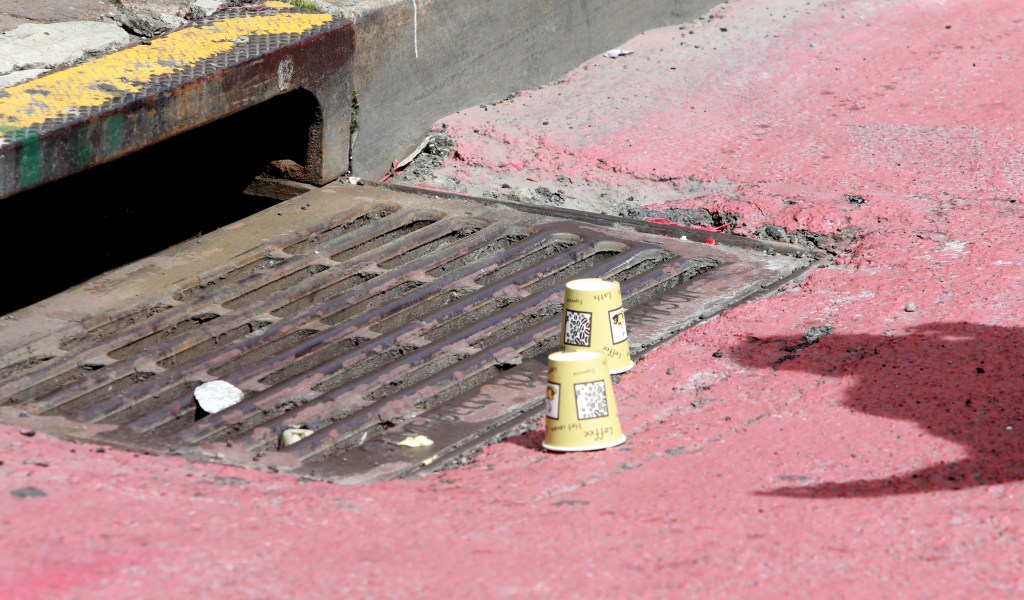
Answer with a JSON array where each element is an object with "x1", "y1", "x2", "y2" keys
[{"x1": 0, "y1": 90, "x2": 319, "y2": 317}]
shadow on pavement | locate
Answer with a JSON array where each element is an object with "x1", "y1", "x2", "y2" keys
[{"x1": 733, "y1": 322, "x2": 1024, "y2": 497}]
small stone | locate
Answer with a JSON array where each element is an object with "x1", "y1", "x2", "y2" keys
[
  {"x1": 510, "y1": 188, "x2": 535, "y2": 202},
  {"x1": 904, "y1": 302, "x2": 917, "y2": 312},
  {"x1": 10, "y1": 487, "x2": 47, "y2": 498},
  {"x1": 763, "y1": 225, "x2": 787, "y2": 241},
  {"x1": 18, "y1": 429, "x2": 35, "y2": 437}
]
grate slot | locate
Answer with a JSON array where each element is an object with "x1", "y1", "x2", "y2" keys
[
  {"x1": 282, "y1": 206, "x2": 398, "y2": 255},
  {"x1": 270, "y1": 273, "x2": 378, "y2": 319},
  {"x1": 208, "y1": 329, "x2": 325, "y2": 378},
  {"x1": 320, "y1": 281, "x2": 423, "y2": 326},
  {"x1": 176, "y1": 256, "x2": 287, "y2": 304},
  {"x1": 311, "y1": 217, "x2": 487, "y2": 272},
  {"x1": 0, "y1": 355, "x2": 55, "y2": 383},
  {"x1": 421, "y1": 296, "x2": 522, "y2": 343},
  {"x1": 107, "y1": 313, "x2": 221, "y2": 360},
  {"x1": 378, "y1": 226, "x2": 483, "y2": 270},
  {"x1": 424, "y1": 232, "x2": 534, "y2": 278},
  {"x1": 465, "y1": 302, "x2": 563, "y2": 350},
  {"x1": 223, "y1": 264, "x2": 331, "y2": 310},
  {"x1": 309, "y1": 343, "x2": 419, "y2": 395},
  {"x1": 88, "y1": 380, "x2": 203, "y2": 425},
  {"x1": 60, "y1": 305, "x2": 173, "y2": 352},
  {"x1": 519, "y1": 249, "x2": 624, "y2": 293},
  {"x1": 603, "y1": 251, "x2": 674, "y2": 283},
  {"x1": 259, "y1": 337, "x2": 367, "y2": 386},
  {"x1": 631, "y1": 258, "x2": 720, "y2": 305},
  {"x1": 287, "y1": 210, "x2": 438, "y2": 262},
  {"x1": 42, "y1": 371, "x2": 156, "y2": 417},
  {"x1": 157, "y1": 320, "x2": 273, "y2": 368},
  {"x1": 328, "y1": 219, "x2": 439, "y2": 263},
  {"x1": 367, "y1": 287, "x2": 473, "y2": 334},
  {"x1": 474, "y1": 239, "x2": 579, "y2": 286},
  {"x1": 5, "y1": 363, "x2": 105, "y2": 407}
]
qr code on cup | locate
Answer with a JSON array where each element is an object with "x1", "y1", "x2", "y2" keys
[
  {"x1": 563, "y1": 310, "x2": 593, "y2": 347},
  {"x1": 574, "y1": 380, "x2": 610, "y2": 420}
]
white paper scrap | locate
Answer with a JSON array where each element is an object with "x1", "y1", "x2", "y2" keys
[
  {"x1": 396, "y1": 435, "x2": 434, "y2": 448},
  {"x1": 281, "y1": 428, "x2": 314, "y2": 447},
  {"x1": 194, "y1": 380, "x2": 244, "y2": 414},
  {"x1": 604, "y1": 49, "x2": 634, "y2": 58}
]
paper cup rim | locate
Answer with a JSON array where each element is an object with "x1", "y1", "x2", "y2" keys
[{"x1": 542, "y1": 435, "x2": 627, "y2": 452}]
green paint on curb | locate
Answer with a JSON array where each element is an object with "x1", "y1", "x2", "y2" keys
[
  {"x1": 104, "y1": 115, "x2": 124, "y2": 156},
  {"x1": 77, "y1": 132, "x2": 94, "y2": 168},
  {"x1": 17, "y1": 130, "x2": 41, "y2": 188}
]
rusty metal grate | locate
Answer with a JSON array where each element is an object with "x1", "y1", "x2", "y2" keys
[{"x1": 0, "y1": 183, "x2": 814, "y2": 483}]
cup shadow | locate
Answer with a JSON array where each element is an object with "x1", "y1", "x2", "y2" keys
[{"x1": 732, "y1": 322, "x2": 1024, "y2": 497}]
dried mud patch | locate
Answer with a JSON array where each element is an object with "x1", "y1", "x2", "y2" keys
[{"x1": 753, "y1": 225, "x2": 860, "y2": 257}]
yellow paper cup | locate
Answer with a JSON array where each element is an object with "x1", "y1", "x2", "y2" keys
[
  {"x1": 559, "y1": 278, "x2": 634, "y2": 374},
  {"x1": 543, "y1": 350, "x2": 626, "y2": 452}
]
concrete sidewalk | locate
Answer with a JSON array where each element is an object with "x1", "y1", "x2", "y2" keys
[{"x1": 5, "y1": 0, "x2": 1024, "y2": 597}]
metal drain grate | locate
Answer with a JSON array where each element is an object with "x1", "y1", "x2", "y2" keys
[{"x1": 0, "y1": 183, "x2": 815, "y2": 483}]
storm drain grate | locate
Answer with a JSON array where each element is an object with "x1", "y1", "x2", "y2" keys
[{"x1": 0, "y1": 183, "x2": 815, "y2": 483}]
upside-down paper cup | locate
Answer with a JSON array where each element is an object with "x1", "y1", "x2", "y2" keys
[
  {"x1": 559, "y1": 278, "x2": 634, "y2": 374},
  {"x1": 542, "y1": 350, "x2": 626, "y2": 452}
]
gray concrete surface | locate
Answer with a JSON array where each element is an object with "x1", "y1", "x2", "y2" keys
[
  {"x1": 334, "y1": 0, "x2": 722, "y2": 178},
  {"x1": 0, "y1": 0, "x2": 723, "y2": 180},
  {"x1": 0, "y1": 21, "x2": 129, "y2": 76}
]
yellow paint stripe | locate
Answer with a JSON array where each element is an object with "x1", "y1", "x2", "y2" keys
[{"x1": 0, "y1": 12, "x2": 332, "y2": 131}]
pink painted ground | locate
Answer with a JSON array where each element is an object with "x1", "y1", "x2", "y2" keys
[{"x1": 5, "y1": 0, "x2": 1024, "y2": 596}]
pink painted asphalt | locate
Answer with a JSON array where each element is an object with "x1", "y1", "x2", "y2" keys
[{"x1": 6, "y1": 0, "x2": 1024, "y2": 596}]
